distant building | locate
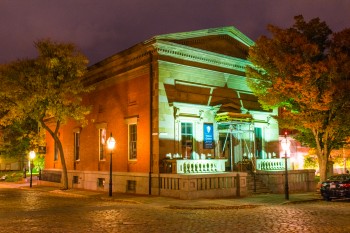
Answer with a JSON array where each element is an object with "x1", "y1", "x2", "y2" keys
[{"x1": 41, "y1": 27, "x2": 281, "y2": 198}]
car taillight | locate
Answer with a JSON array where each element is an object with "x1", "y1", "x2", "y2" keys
[{"x1": 341, "y1": 183, "x2": 350, "y2": 188}]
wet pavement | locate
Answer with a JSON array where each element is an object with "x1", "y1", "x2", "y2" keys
[{"x1": 0, "y1": 181, "x2": 350, "y2": 233}]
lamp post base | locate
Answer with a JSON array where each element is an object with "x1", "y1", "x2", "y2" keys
[
  {"x1": 285, "y1": 184, "x2": 289, "y2": 200},
  {"x1": 109, "y1": 151, "x2": 113, "y2": 197},
  {"x1": 285, "y1": 156, "x2": 289, "y2": 200},
  {"x1": 109, "y1": 183, "x2": 112, "y2": 197}
]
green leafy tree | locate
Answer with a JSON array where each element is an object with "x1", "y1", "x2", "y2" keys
[
  {"x1": 0, "y1": 118, "x2": 42, "y2": 160},
  {"x1": 303, "y1": 155, "x2": 318, "y2": 170},
  {"x1": 33, "y1": 153, "x2": 45, "y2": 173},
  {"x1": 247, "y1": 15, "x2": 350, "y2": 182},
  {"x1": 0, "y1": 39, "x2": 92, "y2": 189}
]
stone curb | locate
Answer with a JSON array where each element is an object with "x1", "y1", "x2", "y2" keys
[
  {"x1": 167, "y1": 204, "x2": 262, "y2": 210},
  {"x1": 1, "y1": 182, "x2": 324, "y2": 209}
]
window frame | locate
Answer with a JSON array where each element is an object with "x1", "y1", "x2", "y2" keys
[
  {"x1": 74, "y1": 132, "x2": 80, "y2": 161},
  {"x1": 128, "y1": 123, "x2": 137, "y2": 161},
  {"x1": 181, "y1": 122, "x2": 194, "y2": 148},
  {"x1": 99, "y1": 128, "x2": 106, "y2": 161},
  {"x1": 181, "y1": 122, "x2": 194, "y2": 158}
]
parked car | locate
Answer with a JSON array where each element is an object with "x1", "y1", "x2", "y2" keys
[{"x1": 320, "y1": 174, "x2": 350, "y2": 201}]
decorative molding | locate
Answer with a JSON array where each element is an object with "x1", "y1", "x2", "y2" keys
[
  {"x1": 84, "y1": 26, "x2": 254, "y2": 87},
  {"x1": 124, "y1": 115, "x2": 139, "y2": 124},
  {"x1": 73, "y1": 127, "x2": 82, "y2": 133},
  {"x1": 94, "y1": 122, "x2": 107, "y2": 129},
  {"x1": 154, "y1": 41, "x2": 251, "y2": 73},
  {"x1": 147, "y1": 26, "x2": 254, "y2": 47}
]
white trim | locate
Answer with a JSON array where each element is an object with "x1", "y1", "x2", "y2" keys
[
  {"x1": 124, "y1": 116, "x2": 138, "y2": 125},
  {"x1": 98, "y1": 128, "x2": 106, "y2": 161},
  {"x1": 128, "y1": 123, "x2": 137, "y2": 161}
]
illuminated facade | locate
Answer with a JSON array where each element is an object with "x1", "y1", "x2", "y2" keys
[{"x1": 42, "y1": 27, "x2": 281, "y2": 198}]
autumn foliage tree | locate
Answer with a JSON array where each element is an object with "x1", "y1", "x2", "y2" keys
[
  {"x1": 0, "y1": 39, "x2": 92, "y2": 189},
  {"x1": 247, "y1": 15, "x2": 350, "y2": 182}
]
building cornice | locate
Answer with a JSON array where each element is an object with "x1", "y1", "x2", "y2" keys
[
  {"x1": 153, "y1": 41, "x2": 251, "y2": 73},
  {"x1": 84, "y1": 27, "x2": 254, "y2": 86},
  {"x1": 146, "y1": 26, "x2": 254, "y2": 47}
]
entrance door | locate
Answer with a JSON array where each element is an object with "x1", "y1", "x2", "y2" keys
[
  {"x1": 181, "y1": 122, "x2": 193, "y2": 159},
  {"x1": 219, "y1": 133, "x2": 231, "y2": 171}
]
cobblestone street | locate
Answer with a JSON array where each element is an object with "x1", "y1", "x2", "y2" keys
[{"x1": 0, "y1": 185, "x2": 349, "y2": 233}]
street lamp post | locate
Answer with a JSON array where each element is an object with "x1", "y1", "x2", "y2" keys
[
  {"x1": 281, "y1": 133, "x2": 290, "y2": 200},
  {"x1": 107, "y1": 133, "x2": 116, "y2": 197},
  {"x1": 29, "y1": 151, "x2": 36, "y2": 188}
]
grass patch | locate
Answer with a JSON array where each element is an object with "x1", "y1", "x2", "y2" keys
[
  {"x1": 0, "y1": 171, "x2": 40, "y2": 182},
  {"x1": 0, "y1": 171, "x2": 24, "y2": 182}
]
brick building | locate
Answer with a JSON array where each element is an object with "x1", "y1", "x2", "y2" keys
[{"x1": 42, "y1": 26, "x2": 281, "y2": 198}]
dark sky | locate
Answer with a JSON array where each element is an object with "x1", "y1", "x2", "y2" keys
[{"x1": 1, "y1": 0, "x2": 349, "y2": 65}]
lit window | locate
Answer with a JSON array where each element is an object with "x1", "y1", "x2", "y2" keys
[
  {"x1": 99, "y1": 128, "x2": 106, "y2": 160},
  {"x1": 181, "y1": 122, "x2": 193, "y2": 146},
  {"x1": 255, "y1": 127, "x2": 263, "y2": 158},
  {"x1": 181, "y1": 122, "x2": 193, "y2": 157},
  {"x1": 129, "y1": 124, "x2": 137, "y2": 160}
]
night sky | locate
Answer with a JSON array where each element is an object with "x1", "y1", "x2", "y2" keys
[{"x1": 1, "y1": 0, "x2": 349, "y2": 66}]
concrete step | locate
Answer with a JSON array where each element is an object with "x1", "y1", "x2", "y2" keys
[{"x1": 246, "y1": 174, "x2": 270, "y2": 194}]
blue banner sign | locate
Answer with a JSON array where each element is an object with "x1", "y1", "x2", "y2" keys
[{"x1": 203, "y1": 123, "x2": 214, "y2": 149}]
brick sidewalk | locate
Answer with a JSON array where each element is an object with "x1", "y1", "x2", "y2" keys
[{"x1": 0, "y1": 181, "x2": 323, "y2": 209}]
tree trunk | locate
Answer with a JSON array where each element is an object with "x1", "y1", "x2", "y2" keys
[
  {"x1": 318, "y1": 154, "x2": 328, "y2": 183},
  {"x1": 316, "y1": 141, "x2": 331, "y2": 183},
  {"x1": 40, "y1": 119, "x2": 69, "y2": 190},
  {"x1": 56, "y1": 138, "x2": 68, "y2": 190},
  {"x1": 314, "y1": 131, "x2": 330, "y2": 182}
]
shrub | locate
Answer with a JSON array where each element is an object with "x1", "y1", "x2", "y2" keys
[{"x1": 0, "y1": 172, "x2": 24, "y2": 182}]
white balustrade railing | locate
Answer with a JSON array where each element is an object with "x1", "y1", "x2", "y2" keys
[
  {"x1": 256, "y1": 158, "x2": 290, "y2": 171},
  {"x1": 176, "y1": 159, "x2": 227, "y2": 174}
]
